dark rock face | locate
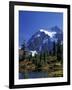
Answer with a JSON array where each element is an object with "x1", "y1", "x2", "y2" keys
[{"x1": 27, "y1": 26, "x2": 63, "y2": 53}]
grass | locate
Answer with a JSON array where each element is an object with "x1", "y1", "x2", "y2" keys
[
  {"x1": 19, "y1": 56, "x2": 63, "y2": 77},
  {"x1": 48, "y1": 70, "x2": 63, "y2": 77}
]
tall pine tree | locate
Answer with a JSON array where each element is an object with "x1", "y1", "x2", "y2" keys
[
  {"x1": 57, "y1": 39, "x2": 62, "y2": 61},
  {"x1": 21, "y1": 40, "x2": 26, "y2": 60},
  {"x1": 52, "y1": 41, "x2": 56, "y2": 56}
]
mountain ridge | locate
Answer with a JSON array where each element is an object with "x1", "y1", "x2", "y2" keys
[{"x1": 27, "y1": 26, "x2": 63, "y2": 53}]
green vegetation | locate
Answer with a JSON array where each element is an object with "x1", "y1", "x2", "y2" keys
[{"x1": 19, "y1": 40, "x2": 63, "y2": 77}]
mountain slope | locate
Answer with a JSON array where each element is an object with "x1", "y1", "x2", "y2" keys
[{"x1": 27, "y1": 26, "x2": 63, "y2": 53}]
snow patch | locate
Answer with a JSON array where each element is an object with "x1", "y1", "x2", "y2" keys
[
  {"x1": 43, "y1": 38, "x2": 48, "y2": 44},
  {"x1": 37, "y1": 34, "x2": 40, "y2": 37},
  {"x1": 40, "y1": 29, "x2": 56, "y2": 38},
  {"x1": 30, "y1": 50, "x2": 37, "y2": 56},
  {"x1": 51, "y1": 38, "x2": 58, "y2": 42}
]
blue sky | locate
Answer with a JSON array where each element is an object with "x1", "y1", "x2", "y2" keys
[{"x1": 19, "y1": 11, "x2": 63, "y2": 47}]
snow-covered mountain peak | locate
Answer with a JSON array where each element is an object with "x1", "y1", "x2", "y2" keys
[
  {"x1": 40, "y1": 29, "x2": 56, "y2": 38},
  {"x1": 27, "y1": 27, "x2": 62, "y2": 52}
]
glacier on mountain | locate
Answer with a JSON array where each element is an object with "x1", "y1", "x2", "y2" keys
[
  {"x1": 27, "y1": 26, "x2": 63, "y2": 52},
  {"x1": 40, "y1": 29, "x2": 56, "y2": 38}
]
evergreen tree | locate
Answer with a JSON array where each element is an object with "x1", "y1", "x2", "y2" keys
[
  {"x1": 20, "y1": 40, "x2": 26, "y2": 60},
  {"x1": 60, "y1": 44, "x2": 63, "y2": 63},
  {"x1": 21, "y1": 40, "x2": 26, "y2": 50},
  {"x1": 40, "y1": 53, "x2": 42, "y2": 62},
  {"x1": 46, "y1": 50, "x2": 49, "y2": 57},
  {"x1": 28, "y1": 54, "x2": 32, "y2": 61},
  {"x1": 43, "y1": 52, "x2": 46, "y2": 63},
  {"x1": 34, "y1": 54, "x2": 37, "y2": 65},
  {"x1": 52, "y1": 41, "x2": 56, "y2": 56},
  {"x1": 49, "y1": 51, "x2": 52, "y2": 56},
  {"x1": 57, "y1": 39, "x2": 62, "y2": 61}
]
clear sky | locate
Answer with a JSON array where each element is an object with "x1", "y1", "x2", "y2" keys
[{"x1": 19, "y1": 11, "x2": 63, "y2": 47}]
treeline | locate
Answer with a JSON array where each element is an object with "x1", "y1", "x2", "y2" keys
[{"x1": 19, "y1": 39, "x2": 63, "y2": 66}]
